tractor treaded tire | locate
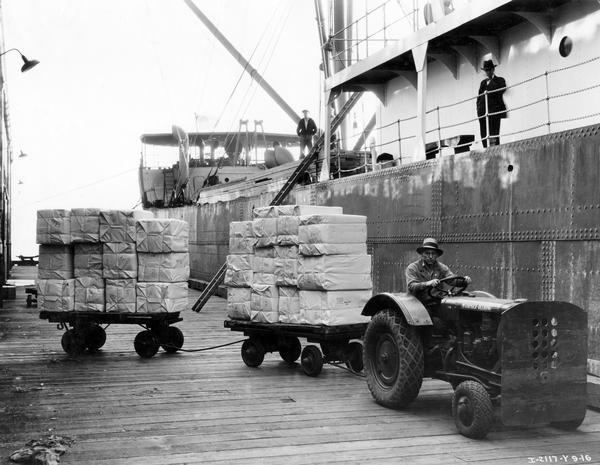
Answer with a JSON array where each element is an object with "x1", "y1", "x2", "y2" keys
[
  {"x1": 364, "y1": 310, "x2": 423, "y2": 409},
  {"x1": 452, "y1": 380, "x2": 493, "y2": 439}
]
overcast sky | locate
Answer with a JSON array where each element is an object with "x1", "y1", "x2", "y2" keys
[{"x1": 3, "y1": 0, "x2": 321, "y2": 257}]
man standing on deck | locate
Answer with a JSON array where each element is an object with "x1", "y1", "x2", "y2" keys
[
  {"x1": 297, "y1": 110, "x2": 317, "y2": 159},
  {"x1": 406, "y1": 238, "x2": 471, "y2": 307},
  {"x1": 476, "y1": 60, "x2": 507, "y2": 147}
]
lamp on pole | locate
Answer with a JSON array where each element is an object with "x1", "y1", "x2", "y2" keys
[
  {"x1": 0, "y1": 48, "x2": 39, "y2": 72},
  {"x1": 0, "y1": 47, "x2": 39, "y2": 296}
]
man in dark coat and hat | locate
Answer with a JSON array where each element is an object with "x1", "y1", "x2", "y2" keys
[
  {"x1": 476, "y1": 60, "x2": 507, "y2": 147},
  {"x1": 297, "y1": 110, "x2": 318, "y2": 158},
  {"x1": 406, "y1": 237, "x2": 471, "y2": 306}
]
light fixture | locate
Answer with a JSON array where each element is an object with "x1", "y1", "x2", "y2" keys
[
  {"x1": 0, "y1": 48, "x2": 40, "y2": 72},
  {"x1": 18, "y1": 150, "x2": 27, "y2": 158}
]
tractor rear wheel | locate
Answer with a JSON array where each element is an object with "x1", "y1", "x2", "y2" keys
[
  {"x1": 452, "y1": 380, "x2": 493, "y2": 439},
  {"x1": 364, "y1": 310, "x2": 423, "y2": 409}
]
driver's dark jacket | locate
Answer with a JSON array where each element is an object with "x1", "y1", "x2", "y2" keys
[{"x1": 405, "y1": 259, "x2": 454, "y2": 304}]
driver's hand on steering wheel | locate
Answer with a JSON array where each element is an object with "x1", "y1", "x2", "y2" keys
[
  {"x1": 464, "y1": 276, "x2": 472, "y2": 284},
  {"x1": 426, "y1": 279, "x2": 440, "y2": 287}
]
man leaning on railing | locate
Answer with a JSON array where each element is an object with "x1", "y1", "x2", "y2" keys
[{"x1": 476, "y1": 60, "x2": 508, "y2": 147}]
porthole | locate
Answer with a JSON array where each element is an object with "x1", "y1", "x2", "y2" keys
[{"x1": 559, "y1": 36, "x2": 573, "y2": 58}]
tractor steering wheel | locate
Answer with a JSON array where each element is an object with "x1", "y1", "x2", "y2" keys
[{"x1": 428, "y1": 276, "x2": 470, "y2": 299}]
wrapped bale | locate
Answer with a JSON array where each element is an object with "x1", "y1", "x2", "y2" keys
[
  {"x1": 37, "y1": 279, "x2": 75, "y2": 311},
  {"x1": 253, "y1": 272, "x2": 277, "y2": 285},
  {"x1": 299, "y1": 243, "x2": 368, "y2": 256},
  {"x1": 229, "y1": 220, "x2": 254, "y2": 238},
  {"x1": 253, "y1": 256, "x2": 276, "y2": 274},
  {"x1": 105, "y1": 279, "x2": 136, "y2": 313},
  {"x1": 274, "y1": 245, "x2": 299, "y2": 259},
  {"x1": 298, "y1": 214, "x2": 366, "y2": 225},
  {"x1": 136, "y1": 282, "x2": 188, "y2": 313},
  {"x1": 252, "y1": 206, "x2": 278, "y2": 218},
  {"x1": 103, "y1": 242, "x2": 137, "y2": 279},
  {"x1": 137, "y1": 252, "x2": 190, "y2": 283},
  {"x1": 299, "y1": 223, "x2": 367, "y2": 244},
  {"x1": 36, "y1": 209, "x2": 71, "y2": 245},
  {"x1": 299, "y1": 289, "x2": 372, "y2": 311},
  {"x1": 229, "y1": 237, "x2": 256, "y2": 254},
  {"x1": 299, "y1": 308, "x2": 370, "y2": 326},
  {"x1": 99, "y1": 210, "x2": 153, "y2": 243},
  {"x1": 252, "y1": 218, "x2": 278, "y2": 248},
  {"x1": 274, "y1": 258, "x2": 298, "y2": 286},
  {"x1": 227, "y1": 287, "x2": 252, "y2": 320},
  {"x1": 224, "y1": 254, "x2": 253, "y2": 287},
  {"x1": 74, "y1": 277, "x2": 105, "y2": 312},
  {"x1": 38, "y1": 245, "x2": 74, "y2": 280},
  {"x1": 136, "y1": 219, "x2": 189, "y2": 253},
  {"x1": 250, "y1": 284, "x2": 279, "y2": 323},
  {"x1": 70, "y1": 208, "x2": 100, "y2": 243},
  {"x1": 278, "y1": 286, "x2": 300, "y2": 323},
  {"x1": 276, "y1": 205, "x2": 343, "y2": 216},
  {"x1": 297, "y1": 272, "x2": 372, "y2": 291},
  {"x1": 255, "y1": 247, "x2": 276, "y2": 258},
  {"x1": 74, "y1": 243, "x2": 103, "y2": 278},
  {"x1": 276, "y1": 216, "x2": 299, "y2": 246},
  {"x1": 299, "y1": 254, "x2": 371, "y2": 274}
]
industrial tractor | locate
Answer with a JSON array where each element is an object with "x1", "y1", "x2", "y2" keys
[{"x1": 360, "y1": 277, "x2": 588, "y2": 439}]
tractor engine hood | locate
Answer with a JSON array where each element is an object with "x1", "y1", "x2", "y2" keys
[{"x1": 441, "y1": 295, "x2": 522, "y2": 313}]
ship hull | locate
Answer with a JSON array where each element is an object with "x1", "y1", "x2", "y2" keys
[{"x1": 153, "y1": 123, "x2": 600, "y2": 366}]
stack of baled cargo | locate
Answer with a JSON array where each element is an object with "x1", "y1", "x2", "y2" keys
[
  {"x1": 100, "y1": 210, "x2": 153, "y2": 312},
  {"x1": 251, "y1": 208, "x2": 279, "y2": 323},
  {"x1": 135, "y1": 219, "x2": 190, "y2": 313},
  {"x1": 224, "y1": 220, "x2": 255, "y2": 320},
  {"x1": 224, "y1": 204, "x2": 372, "y2": 326},
  {"x1": 297, "y1": 210, "x2": 372, "y2": 325},
  {"x1": 37, "y1": 210, "x2": 75, "y2": 311},
  {"x1": 72, "y1": 208, "x2": 104, "y2": 311},
  {"x1": 274, "y1": 205, "x2": 344, "y2": 324}
]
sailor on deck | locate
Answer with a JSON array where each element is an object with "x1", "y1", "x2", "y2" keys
[
  {"x1": 296, "y1": 110, "x2": 317, "y2": 159},
  {"x1": 476, "y1": 60, "x2": 508, "y2": 148}
]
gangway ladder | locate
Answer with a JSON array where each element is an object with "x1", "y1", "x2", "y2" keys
[{"x1": 192, "y1": 92, "x2": 362, "y2": 312}]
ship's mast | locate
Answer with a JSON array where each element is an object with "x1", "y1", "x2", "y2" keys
[{"x1": 183, "y1": 0, "x2": 299, "y2": 125}]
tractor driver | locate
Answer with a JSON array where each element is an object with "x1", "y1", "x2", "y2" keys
[{"x1": 406, "y1": 237, "x2": 471, "y2": 307}]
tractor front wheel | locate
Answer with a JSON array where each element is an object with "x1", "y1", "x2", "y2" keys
[
  {"x1": 363, "y1": 310, "x2": 424, "y2": 409},
  {"x1": 452, "y1": 380, "x2": 493, "y2": 439}
]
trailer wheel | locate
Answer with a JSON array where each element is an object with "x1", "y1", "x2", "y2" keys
[
  {"x1": 241, "y1": 338, "x2": 265, "y2": 367},
  {"x1": 61, "y1": 329, "x2": 86, "y2": 355},
  {"x1": 364, "y1": 310, "x2": 423, "y2": 408},
  {"x1": 452, "y1": 380, "x2": 493, "y2": 439},
  {"x1": 134, "y1": 330, "x2": 160, "y2": 358},
  {"x1": 345, "y1": 341, "x2": 364, "y2": 373},
  {"x1": 161, "y1": 326, "x2": 184, "y2": 353},
  {"x1": 550, "y1": 417, "x2": 585, "y2": 431},
  {"x1": 278, "y1": 336, "x2": 301, "y2": 363},
  {"x1": 86, "y1": 325, "x2": 106, "y2": 352},
  {"x1": 301, "y1": 345, "x2": 323, "y2": 377}
]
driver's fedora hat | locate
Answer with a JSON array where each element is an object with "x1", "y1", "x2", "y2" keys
[{"x1": 417, "y1": 237, "x2": 443, "y2": 256}]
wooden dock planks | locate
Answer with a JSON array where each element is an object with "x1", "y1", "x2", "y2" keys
[{"x1": 1, "y1": 280, "x2": 600, "y2": 464}]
